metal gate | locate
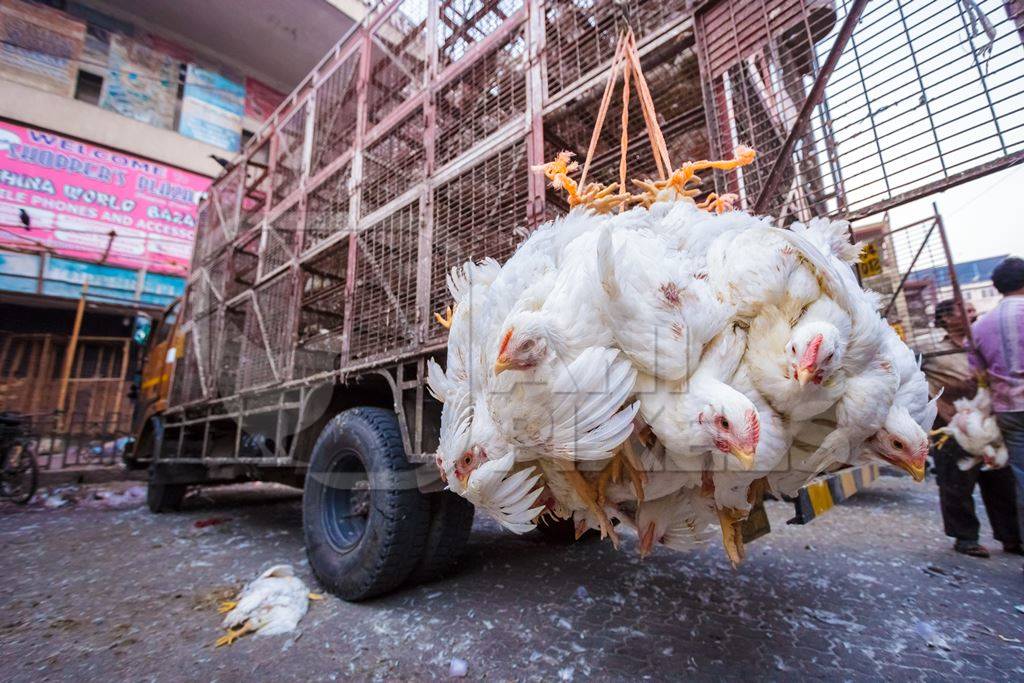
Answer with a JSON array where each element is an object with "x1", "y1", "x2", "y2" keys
[
  {"x1": 696, "y1": 0, "x2": 1024, "y2": 223},
  {"x1": 853, "y1": 204, "x2": 976, "y2": 357},
  {"x1": 0, "y1": 333, "x2": 132, "y2": 469}
]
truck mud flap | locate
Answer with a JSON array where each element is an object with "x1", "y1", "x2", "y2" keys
[{"x1": 787, "y1": 464, "x2": 880, "y2": 525}]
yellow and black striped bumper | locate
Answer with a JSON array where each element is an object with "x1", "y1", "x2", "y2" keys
[{"x1": 788, "y1": 464, "x2": 880, "y2": 525}]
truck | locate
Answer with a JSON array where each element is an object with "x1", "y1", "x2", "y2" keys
[{"x1": 127, "y1": 0, "x2": 917, "y2": 600}]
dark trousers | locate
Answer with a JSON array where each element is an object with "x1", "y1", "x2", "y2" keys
[
  {"x1": 932, "y1": 439, "x2": 1021, "y2": 546},
  {"x1": 996, "y1": 411, "x2": 1024, "y2": 542}
]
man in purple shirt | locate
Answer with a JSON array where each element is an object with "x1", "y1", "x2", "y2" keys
[{"x1": 969, "y1": 256, "x2": 1024, "y2": 554}]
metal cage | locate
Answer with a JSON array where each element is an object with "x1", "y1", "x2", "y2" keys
[{"x1": 166, "y1": 0, "x2": 1023, "y2": 463}]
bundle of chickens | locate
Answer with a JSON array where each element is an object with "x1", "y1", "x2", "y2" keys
[
  {"x1": 429, "y1": 25, "x2": 939, "y2": 563},
  {"x1": 427, "y1": 144, "x2": 937, "y2": 566},
  {"x1": 933, "y1": 386, "x2": 1008, "y2": 471}
]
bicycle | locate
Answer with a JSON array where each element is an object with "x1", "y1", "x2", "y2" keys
[{"x1": 0, "y1": 412, "x2": 38, "y2": 505}]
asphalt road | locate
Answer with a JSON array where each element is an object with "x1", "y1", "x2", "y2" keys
[{"x1": 2, "y1": 475, "x2": 1022, "y2": 681}]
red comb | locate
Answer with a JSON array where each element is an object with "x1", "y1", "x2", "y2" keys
[
  {"x1": 497, "y1": 328, "x2": 513, "y2": 356},
  {"x1": 746, "y1": 409, "x2": 761, "y2": 448},
  {"x1": 798, "y1": 333, "x2": 824, "y2": 369}
]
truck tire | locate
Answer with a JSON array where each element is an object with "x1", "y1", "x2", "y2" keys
[
  {"x1": 303, "y1": 407, "x2": 430, "y2": 601},
  {"x1": 406, "y1": 491, "x2": 475, "y2": 585},
  {"x1": 147, "y1": 479, "x2": 186, "y2": 513},
  {"x1": 535, "y1": 516, "x2": 598, "y2": 544}
]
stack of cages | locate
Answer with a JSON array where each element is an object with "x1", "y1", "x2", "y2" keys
[
  {"x1": 168, "y1": 0, "x2": 1023, "y2": 462},
  {"x1": 163, "y1": 0, "x2": 743, "y2": 461}
]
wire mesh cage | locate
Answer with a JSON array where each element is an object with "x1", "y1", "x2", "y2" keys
[
  {"x1": 429, "y1": 139, "x2": 530, "y2": 343},
  {"x1": 213, "y1": 303, "x2": 247, "y2": 397},
  {"x1": 261, "y1": 200, "x2": 303, "y2": 276},
  {"x1": 304, "y1": 162, "x2": 353, "y2": 250},
  {"x1": 696, "y1": 0, "x2": 1024, "y2": 222},
  {"x1": 543, "y1": 0, "x2": 692, "y2": 97},
  {"x1": 271, "y1": 103, "x2": 308, "y2": 207},
  {"x1": 543, "y1": 32, "x2": 708, "y2": 203},
  {"x1": 200, "y1": 164, "x2": 245, "y2": 264},
  {"x1": 311, "y1": 51, "x2": 361, "y2": 176},
  {"x1": 367, "y1": 0, "x2": 429, "y2": 127},
  {"x1": 241, "y1": 142, "x2": 271, "y2": 234},
  {"x1": 227, "y1": 229, "x2": 262, "y2": 300},
  {"x1": 296, "y1": 243, "x2": 349, "y2": 378},
  {"x1": 361, "y1": 107, "x2": 426, "y2": 216},
  {"x1": 348, "y1": 200, "x2": 421, "y2": 362},
  {"x1": 435, "y1": 25, "x2": 527, "y2": 166},
  {"x1": 193, "y1": 307, "x2": 224, "y2": 398},
  {"x1": 439, "y1": 0, "x2": 523, "y2": 68},
  {"x1": 854, "y1": 208, "x2": 972, "y2": 357},
  {"x1": 237, "y1": 272, "x2": 297, "y2": 390}
]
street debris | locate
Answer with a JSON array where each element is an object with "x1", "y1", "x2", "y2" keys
[
  {"x1": 448, "y1": 657, "x2": 468, "y2": 678},
  {"x1": 194, "y1": 517, "x2": 231, "y2": 529},
  {"x1": 915, "y1": 621, "x2": 952, "y2": 651}
]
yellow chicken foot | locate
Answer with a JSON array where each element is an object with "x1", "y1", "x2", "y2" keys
[
  {"x1": 215, "y1": 620, "x2": 256, "y2": 647},
  {"x1": 595, "y1": 452, "x2": 623, "y2": 506},
  {"x1": 217, "y1": 600, "x2": 238, "y2": 614},
  {"x1": 635, "y1": 420, "x2": 657, "y2": 449},
  {"x1": 929, "y1": 429, "x2": 950, "y2": 449},
  {"x1": 621, "y1": 440, "x2": 647, "y2": 503},
  {"x1": 565, "y1": 467, "x2": 619, "y2": 548},
  {"x1": 308, "y1": 593, "x2": 324, "y2": 601},
  {"x1": 434, "y1": 306, "x2": 453, "y2": 330},
  {"x1": 717, "y1": 506, "x2": 747, "y2": 568},
  {"x1": 747, "y1": 476, "x2": 770, "y2": 506}
]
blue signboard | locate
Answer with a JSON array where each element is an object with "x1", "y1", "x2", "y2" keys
[
  {"x1": 141, "y1": 270, "x2": 186, "y2": 306},
  {"x1": 0, "y1": 251, "x2": 40, "y2": 294},
  {"x1": 42, "y1": 256, "x2": 140, "y2": 300},
  {"x1": 178, "y1": 64, "x2": 245, "y2": 152},
  {"x1": 0, "y1": 249, "x2": 184, "y2": 307}
]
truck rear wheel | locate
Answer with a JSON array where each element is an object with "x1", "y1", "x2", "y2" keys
[
  {"x1": 303, "y1": 407, "x2": 430, "y2": 601},
  {"x1": 407, "y1": 491, "x2": 474, "y2": 585},
  {"x1": 146, "y1": 478, "x2": 186, "y2": 513}
]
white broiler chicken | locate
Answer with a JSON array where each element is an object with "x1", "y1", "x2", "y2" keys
[
  {"x1": 744, "y1": 296, "x2": 851, "y2": 421},
  {"x1": 853, "y1": 326, "x2": 935, "y2": 481},
  {"x1": 709, "y1": 362, "x2": 792, "y2": 564},
  {"x1": 770, "y1": 227, "x2": 902, "y2": 472},
  {"x1": 706, "y1": 222, "x2": 823, "y2": 319},
  {"x1": 635, "y1": 487, "x2": 717, "y2": 557},
  {"x1": 934, "y1": 387, "x2": 1007, "y2": 470},
  {"x1": 596, "y1": 220, "x2": 733, "y2": 381},
  {"x1": 639, "y1": 325, "x2": 762, "y2": 479},
  {"x1": 216, "y1": 565, "x2": 316, "y2": 646}
]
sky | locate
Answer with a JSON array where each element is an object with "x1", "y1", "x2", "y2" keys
[{"x1": 886, "y1": 163, "x2": 1024, "y2": 264}]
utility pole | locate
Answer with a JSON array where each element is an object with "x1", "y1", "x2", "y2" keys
[{"x1": 56, "y1": 280, "x2": 89, "y2": 430}]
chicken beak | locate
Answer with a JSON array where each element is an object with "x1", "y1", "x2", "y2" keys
[
  {"x1": 639, "y1": 521, "x2": 656, "y2": 558},
  {"x1": 896, "y1": 458, "x2": 926, "y2": 482},
  {"x1": 728, "y1": 445, "x2": 757, "y2": 471},
  {"x1": 795, "y1": 366, "x2": 816, "y2": 387},
  {"x1": 494, "y1": 355, "x2": 512, "y2": 375}
]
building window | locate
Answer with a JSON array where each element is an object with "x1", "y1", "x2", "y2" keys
[{"x1": 74, "y1": 70, "x2": 104, "y2": 106}]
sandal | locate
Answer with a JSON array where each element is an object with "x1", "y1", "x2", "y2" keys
[{"x1": 954, "y1": 540, "x2": 990, "y2": 558}]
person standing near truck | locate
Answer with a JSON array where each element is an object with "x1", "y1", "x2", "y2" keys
[
  {"x1": 968, "y1": 257, "x2": 1024, "y2": 561},
  {"x1": 923, "y1": 298, "x2": 1021, "y2": 558}
]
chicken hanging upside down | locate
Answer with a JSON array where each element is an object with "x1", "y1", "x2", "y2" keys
[{"x1": 426, "y1": 149, "x2": 936, "y2": 566}]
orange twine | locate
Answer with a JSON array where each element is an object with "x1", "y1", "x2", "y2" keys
[{"x1": 533, "y1": 30, "x2": 757, "y2": 215}]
